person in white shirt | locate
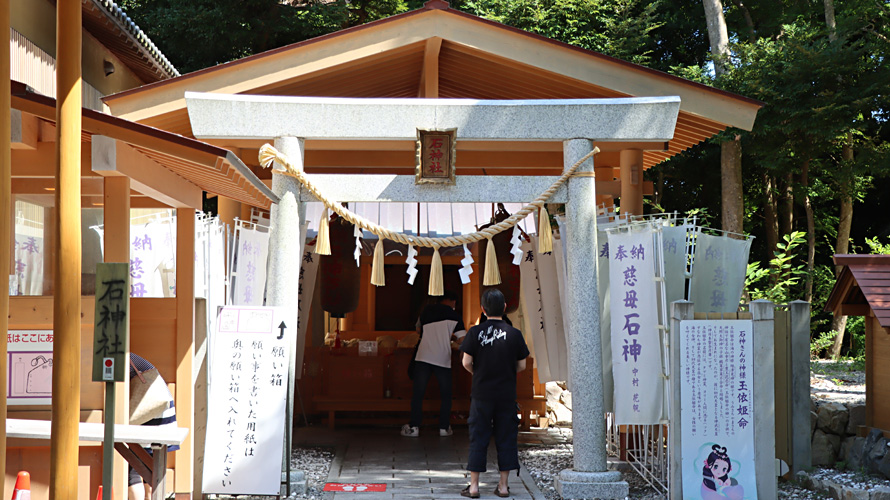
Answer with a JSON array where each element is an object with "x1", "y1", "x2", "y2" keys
[{"x1": 401, "y1": 290, "x2": 466, "y2": 437}]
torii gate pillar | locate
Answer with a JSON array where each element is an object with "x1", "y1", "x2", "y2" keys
[{"x1": 556, "y1": 139, "x2": 628, "y2": 499}]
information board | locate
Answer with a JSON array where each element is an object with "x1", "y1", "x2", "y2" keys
[
  {"x1": 7, "y1": 330, "x2": 53, "y2": 405},
  {"x1": 679, "y1": 319, "x2": 757, "y2": 499},
  {"x1": 202, "y1": 306, "x2": 290, "y2": 495}
]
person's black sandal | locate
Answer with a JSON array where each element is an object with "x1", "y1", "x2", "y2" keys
[
  {"x1": 494, "y1": 486, "x2": 510, "y2": 498},
  {"x1": 460, "y1": 485, "x2": 480, "y2": 498}
]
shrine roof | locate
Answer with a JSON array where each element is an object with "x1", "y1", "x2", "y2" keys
[
  {"x1": 825, "y1": 255, "x2": 890, "y2": 329},
  {"x1": 11, "y1": 80, "x2": 276, "y2": 209},
  {"x1": 101, "y1": 0, "x2": 762, "y2": 173}
]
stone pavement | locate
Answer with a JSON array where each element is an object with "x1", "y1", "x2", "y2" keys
[{"x1": 294, "y1": 426, "x2": 559, "y2": 499}]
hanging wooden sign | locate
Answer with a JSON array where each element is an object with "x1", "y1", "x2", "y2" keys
[{"x1": 415, "y1": 128, "x2": 456, "y2": 185}]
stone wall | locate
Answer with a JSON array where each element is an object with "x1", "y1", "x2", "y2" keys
[{"x1": 812, "y1": 400, "x2": 890, "y2": 478}]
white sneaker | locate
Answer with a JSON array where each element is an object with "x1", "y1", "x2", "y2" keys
[
  {"x1": 439, "y1": 426, "x2": 453, "y2": 437},
  {"x1": 401, "y1": 424, "x2": 419, "y2": 437}
]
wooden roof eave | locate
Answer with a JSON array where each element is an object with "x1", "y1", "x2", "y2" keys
[
  {"x1": 101, "y1": 3, "x2": 762, "y2": 132},
  {"x1": 10, "y1": 81, "x2": 277, "y2": 210}
]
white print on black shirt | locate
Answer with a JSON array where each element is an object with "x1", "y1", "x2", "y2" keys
[{"x1": 479, "y1": 325, "x2": 507, "y2": 347}]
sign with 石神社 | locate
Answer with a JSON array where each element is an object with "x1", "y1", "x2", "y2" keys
[
  {"x1": 415, "y1": 128, "x2": 456, "y2": 185},
  {"x1": 92, "y1": 263, "x2": 130, "y2": 382},
  {"x1": 202, "y1": 306, "x2": 292, "y2": 495},
  {"x1": 679, "y1": 319, "x2": 757, "y2": 499}
]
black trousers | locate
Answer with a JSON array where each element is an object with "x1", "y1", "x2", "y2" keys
[{"x1": 466, "y1": 398, "x2": 520, "y2": 472}]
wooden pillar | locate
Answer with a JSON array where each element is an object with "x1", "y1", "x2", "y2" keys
[
  {"x1": 619, "y1": 149, "x2": 644, "y2": 216},
  {"x1": 50, "y1": 1, "x2": 83, "y2": 500},
  {"x1": 216, "y1": 196, "x2": 241, "y2": 229},
  {"x1": 175, "y1": 209, "x2": 195, "y2": 500},
  {"x1": 104, "y1": 176, "x2": 130, "y2": 500},
  {"x1": 0, "y1": 0, "x2": 11, "y2": 492}
]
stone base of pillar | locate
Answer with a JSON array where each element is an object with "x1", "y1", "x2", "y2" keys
[{"x1": 555, "y1": 469, "x2": 629, "y2": 499}]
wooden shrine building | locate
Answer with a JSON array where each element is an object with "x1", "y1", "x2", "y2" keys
[
  {"x1": 826, "y1": 254, "x2": 890, "y2": 434},
  {"x1": 3, "y1": 0, "x2": 762, "y2": 499}
]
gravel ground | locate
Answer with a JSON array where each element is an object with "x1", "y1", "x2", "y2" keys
[
  {"x1": 289, "y1": 446, "x2": 335, "y2": 499},
  {"x1": 279, "y1": 360, "x2": 877, "y2": 499}
]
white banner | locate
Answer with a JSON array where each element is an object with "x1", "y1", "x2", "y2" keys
[
  {"x1": 680, "y1": 320, "x2": 756, "y2": 499},
  {"x1": 596, "y1": 229, "x2": 614, "y2": 413},
  {"x1": 13, "y1": 232, "x2": 44, "y2": 296},
  {"x1": 535, "y1": 242, "x2": 569, "y2": 382},
  {"x1": 232, "y1": 227, "x2": 270, "y2": 306},
  {"x1": 608, "y1": 228, "x2": 663, "y2": 424},
  {"x1": 519, "y1": 238, "x2": 551, "y2": 382},
  {"x1": 203, "y1": 306, "x2": 291, "y2": 495},
  {"x1": 689, "y1": 232, "x2": 752, "y2": 313},
  {"x1": 662, "y1": 225, "x2": 689, "y2": 307},
  {"x1": 129, "y1": 220, "x2": 176, "y2": 298},
  {"x1": 296, "y1": 237, "x2": 319, "y2": 380}
]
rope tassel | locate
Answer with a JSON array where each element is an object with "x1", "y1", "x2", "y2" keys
[
  {"x1": 315, "y1": 208, "x2": 332, "y2": 255},
  {"x1": 537, "y1": 206, "x2": 554, "y2": 254},
  {"x1": 371, "y1": 239, "x2": 385, "y2": 286},
  {"x1": 429, "y1": 247, "x2": 444, "y2": 296},
  {"x1": 483, "y1": 238, "x2": 501, "y2": 286}
]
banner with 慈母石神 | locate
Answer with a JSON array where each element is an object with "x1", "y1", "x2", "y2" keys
[
  {"x1": 232, "y1": 226, "x2": 270, "y2": 306},
  {"x1": 608, "y1": 226, "x2": 663, "y2": 425}
]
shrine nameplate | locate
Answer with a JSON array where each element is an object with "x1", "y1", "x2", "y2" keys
[
  {"x1": 92, "y1": 263, "x2": 130, "y2": 382},
  {"x1": 415, "y1": 128, "x2": 456, "y2": 185}
]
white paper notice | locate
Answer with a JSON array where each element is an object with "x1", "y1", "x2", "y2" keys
[
  {"x1": 203, "y1": 306, "x2": 290, "y2": 495},
  {"x1": 679, "y1": 319, "x2": 757, "y2": 499}
]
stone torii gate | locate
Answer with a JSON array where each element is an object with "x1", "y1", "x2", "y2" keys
[{"x1": 186, "y1": 93, "x2": 681, "y2": 499}]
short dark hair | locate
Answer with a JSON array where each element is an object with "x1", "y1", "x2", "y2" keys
[
  {"x1": 481, "y1": 288, "x2": 506, "y2": 317},
  {"x1": 441, "y1": 289, "x2": 458, "y2": 303}
]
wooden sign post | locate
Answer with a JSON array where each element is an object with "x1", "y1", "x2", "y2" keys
[{"x1": 93, "y1": 263, "x2": 130, "y2": 500}]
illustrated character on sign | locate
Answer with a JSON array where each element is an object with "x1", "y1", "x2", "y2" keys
[{"x1": 701, "y1": 444, "x2": 744, "y2": 500}]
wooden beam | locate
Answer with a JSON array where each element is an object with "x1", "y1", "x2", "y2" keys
[
  {"x1": 174, "y1": 209, "x2": 195, "y2": 499},
  {"x1": 12, "y1": 142, "x2": 96, "y2": 178},
  {"x1": 840, "y1": 303, "x2": 871, "y2": 316},
  {"x1": 92, "y1": 137, "x2": 202, "y2": 209},
  {"x1": 420, "y1": 37, "x2": 442, "y2": 98},
  {"x1": 11, "y1": 109, "x2": 38, "y2": 150},
  {"x1": 12, "y1": 177, "x2": 103, "y2": 195},
  {"x1": 50, "y1": 1, "x2": 82, "y2": 500}
]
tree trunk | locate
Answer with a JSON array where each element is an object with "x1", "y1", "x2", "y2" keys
[
  {"x1": 702, "y1": 0, "x2": 744, "y2": 235},
  {"x1": 730, "y1": 0, "x2": 757, "y2": 42},
  {"x1": 801, "y1": 159, "x2": 815, "y2": 303},
  {"x1": 721, "y1": 136, "x2": 744, "y2": 234},
  {"x1": 830, "y1": 144, "x2": 854, "y2": 358},
  {"x1": 763, "y1": 173, "x2": 779, "y2": 260},
  {"x1": 779, "y1": 172, "x2": 794, "y2": 237},
  {"x1": 702, "y1": 0, "x2": 730, "y2": 75},
  {"x1": 824, "y1": 0, "x2": 838, "y2": 42}
]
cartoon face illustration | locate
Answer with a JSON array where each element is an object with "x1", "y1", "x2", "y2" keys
[{"x1": 708, "y1": 458, "x2": 729, "y2": 479}]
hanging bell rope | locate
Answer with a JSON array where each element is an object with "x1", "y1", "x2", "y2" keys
[
  {"x1": 482, "y1": 237, "x2": 501, "y2": 286},
  {"x1": 315, "y1": 208, "x2": 332, "y2": 255},
  {"x1": 428, "y1": 246, "x2": 444, "y2": 296},
  {"x1": 259, "y1": 144, "x2": 599, "y2": 249},
  {"x1": 537, "y1": 206, "x2": 553, "y2": 254}
]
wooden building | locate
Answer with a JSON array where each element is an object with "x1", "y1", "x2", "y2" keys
[
  {"x1": 4, "y1": 2, "x2": 274, "y2": 499},
  {"x1": 3, "y1": 0, "x2": 763, "y2": 499},
  {"x1": 825, "y1": 254, "x2": 890, "y2": 434}
]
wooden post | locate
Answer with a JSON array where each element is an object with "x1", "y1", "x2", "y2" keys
[
  {"x1": 669, "y1": 300, "x2": 694, "y2": 500},
  {"x1": 619, "y1": 149, "x2": 644, "y2": 215},
  {"x1": 50, "y1": 1, "x2": 83, "y2": 500},
  {"x1": 175, "y1": 209, "x2": 195, "y2": 500},
  {"x1": 0, "y1": 0, "x2": 12, "y2": 494},
  {"x1": 104, "y1": 176, "x2": 131, "y2": 500}
]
